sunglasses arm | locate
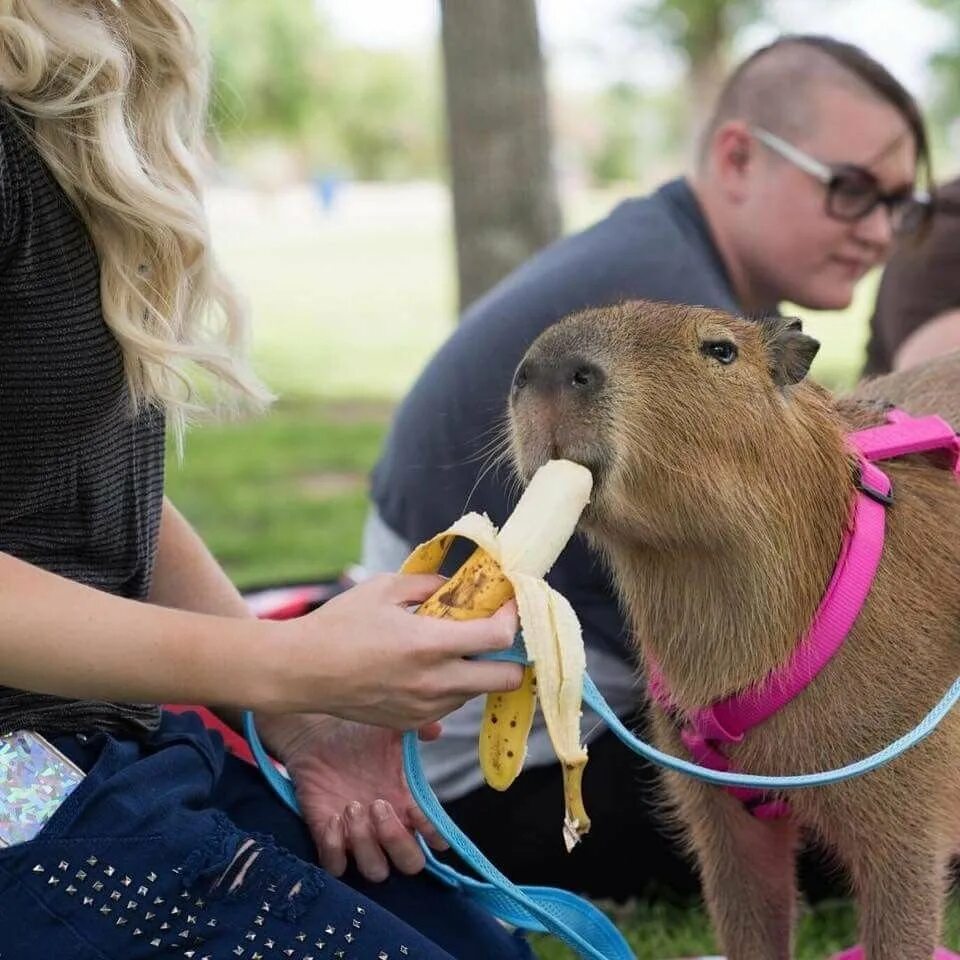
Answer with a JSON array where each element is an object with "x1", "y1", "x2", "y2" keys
[{"x1": 751, "y1": 127, "x2": 833, "y2": 184}]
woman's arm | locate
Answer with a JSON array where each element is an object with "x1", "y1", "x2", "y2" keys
[
  {"x1": 148, "y1": 497, "x2": 250, "y2": 618},
  {"x1": 0, "y1": 498, "x2": 521, "y2": 730},
  {"x1": 147, "y1": 500, "x2": 459, "y2": 880},
  {"x1": 147, "y1": 496, "x2": 308, "y2": 750},
  {"x1": 0, "y1": 544, "x2": 268, "y2": 709}
]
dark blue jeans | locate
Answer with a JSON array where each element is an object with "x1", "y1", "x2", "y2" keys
[{"x1": 0, "y1": 710, "x2": 534, "y2": 960}]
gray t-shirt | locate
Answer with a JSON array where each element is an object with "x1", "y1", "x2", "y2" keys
[
  {"x1": 367, "y1": 177, "x2": 740, "y2": 799},
  {"x1": 0, "y1": 103, "x2": 163, "y2": 737}
]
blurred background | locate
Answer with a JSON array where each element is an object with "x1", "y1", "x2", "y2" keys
[
  {"x1": 165, "y1": 3, "x2": 960, "y2": 955},
  {"x1": 169, "y1": 0, "x2": 960, "y2": 587},
  {"x1": 170, "y1": 0, "x2": 960, "y2": 564},
  {"x1": 169, "y1": 0, "x2": 960, "y2": 586},
  {"x1": 170, "y1": 0, "x2": 960, "y2": 576}
]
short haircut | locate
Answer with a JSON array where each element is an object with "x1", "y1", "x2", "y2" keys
[{"x1": 699, "y1": 35, "x2": 931, "y2": 187}]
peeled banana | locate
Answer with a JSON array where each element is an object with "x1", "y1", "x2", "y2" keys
[{"x1": 400, "y1": 459, "x2": 594, "y2": 850}]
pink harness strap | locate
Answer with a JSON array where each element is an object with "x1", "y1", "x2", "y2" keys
[
  {"x1": 849, "y1": 409, "x2": 960, "y2": 475},
  {"x1": 648, "y1": 409, "x2": 960, "y2": 819}
]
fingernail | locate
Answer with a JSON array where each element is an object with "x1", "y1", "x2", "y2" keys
[{"x1": 372, "y1": 799, "x2": 390, "y2": 822}]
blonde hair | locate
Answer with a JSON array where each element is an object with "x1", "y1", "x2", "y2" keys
[{"x1": 0, "y1": 0, "x2": 272, "y2": 438}]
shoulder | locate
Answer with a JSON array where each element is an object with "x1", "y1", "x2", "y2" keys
[
  {"x1": 869, "y1": 178, "x2": 960, "y2": 361},
  {"x1": 372, "y1": 180, "x2": 736, "y2": 497},
  {"x1": 892, "y1": 308, "x2": 960, "y2": 372}
]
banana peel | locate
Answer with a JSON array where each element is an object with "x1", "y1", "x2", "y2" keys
[{"x1": 400, "y1": 459, "x2": 593, "y2": 851}]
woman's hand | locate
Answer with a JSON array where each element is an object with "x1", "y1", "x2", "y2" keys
[
  {"x1": 262, "y1": 574, "x2": 521, "y2": 729},
  {"x1": 270, "y1": 714, "x2": 449, "y2": 882}
]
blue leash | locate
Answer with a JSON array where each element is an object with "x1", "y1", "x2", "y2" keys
[{"x1": 244, "y1": 634, "x2": 960, "y2": 960}]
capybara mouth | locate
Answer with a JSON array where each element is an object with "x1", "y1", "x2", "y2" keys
[{"x1": 508, "y1": 395, "x2": 613, "y2": 516}]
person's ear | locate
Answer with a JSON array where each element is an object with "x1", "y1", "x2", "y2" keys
[
  {"x1": 707, "y1": 121, "x2": 753, "y2": 203},
  {"x1": 757, "y1": 316, "x2": 820, "y2": 387}
]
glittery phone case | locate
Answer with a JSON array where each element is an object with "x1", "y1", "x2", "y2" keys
[{"x1": 0, "y1": 730, "x2": 85, "y2": 847}]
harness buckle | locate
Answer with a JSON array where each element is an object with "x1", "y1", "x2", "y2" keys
[{"x1": 854, "y1": 465, "x2": 894, "y2": 507}]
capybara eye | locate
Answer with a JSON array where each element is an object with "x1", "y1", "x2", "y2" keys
[{"x1": 701, "y1": 340, "x2": 738, "y2": 365}]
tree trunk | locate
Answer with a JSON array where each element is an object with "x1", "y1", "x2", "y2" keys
[
  {"x1": 687, "y1": 44, "x2": 729, "y2": 155},
  {"x1": 440, "y1": 0, "x2": 562, "y2": 314},
  {"x1": 684, "y1": 2, "x2": 731, "y2": 159}
]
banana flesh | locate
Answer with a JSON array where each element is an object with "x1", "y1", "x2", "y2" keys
[{"x1": 400, "y1": 459, "x2": 593, "y2": 850}]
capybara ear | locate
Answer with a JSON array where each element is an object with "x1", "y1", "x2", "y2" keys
[{"x1": 758, "y1": 316, "x2": 820, "y2": 387}]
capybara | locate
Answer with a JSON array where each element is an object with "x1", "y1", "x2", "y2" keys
[{"x1": 509, "y1": 300, "x2": 960, "y2": 960}]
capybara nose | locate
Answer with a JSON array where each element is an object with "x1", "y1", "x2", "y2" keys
[{"x1": 513, "y1": 356, "x2": 606, "y2": 398}]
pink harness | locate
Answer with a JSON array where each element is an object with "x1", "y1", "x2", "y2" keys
[{"x1": 648, "y1": 409, "x2": 960, "y2": 819}]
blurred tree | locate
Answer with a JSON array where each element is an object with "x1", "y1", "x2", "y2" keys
[
  {"x1": 916, "y1": 1, "x2": 960, "y2": 136},
  {"x1": 316, "y1": 49, "x2": 441, "y2": 180},
  {"x1": 204, "y1": 0, "x2": 328, "y2": 143},
  {"x1": 440, "y1": 0, "x2": 562, "y2": 312},
  {"x1": 626, "y1": 0, "x2": 767, "y2": 142},
  {"x1": 194, "y1": 0, "x2": 441, "y2": 181},
  {"x1": 590, "y1": 82, "x2": 644, "y2": 184},
  {"x1": 585, "y1": 82, "x2": 688, "y2": 186}
]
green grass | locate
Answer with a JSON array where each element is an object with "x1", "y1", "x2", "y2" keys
[
  {"x1": 212, "y1": 187, "x2": 456, "y2": 401},
  {"x1": 530, "y1": 897, "x2": 960, "y2": 958},
  {"x1": 165, "y1": 183, "x2": 901, "y2": 957},
  {"x1": 166, "y1": 397, "x2": 389, "y2": 586}
]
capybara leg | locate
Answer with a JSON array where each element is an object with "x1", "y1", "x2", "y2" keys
[
  {"x1": 675, "y1": 781, "x2": 799, "y2": 960},
  {"x1": 849, "y1": 835, "x2": 947, "y2": 960}
]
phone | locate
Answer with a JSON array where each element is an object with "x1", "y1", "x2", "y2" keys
[{"x1": 0, "y1": 730, "x2": 86, "y2": 847}]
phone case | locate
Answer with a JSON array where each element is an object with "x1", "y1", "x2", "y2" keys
[{"x1": 0, "y1": 730, "x2": 85, "y2": 847}]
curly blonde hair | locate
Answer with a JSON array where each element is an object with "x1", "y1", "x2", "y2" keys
[{"x1": 0, "y1": 0, "x2": 272, "y2": 437}]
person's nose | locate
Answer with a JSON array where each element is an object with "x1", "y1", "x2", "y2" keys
[{"x1": 852, "y1": 201, "x2": 895, "y2": 252}]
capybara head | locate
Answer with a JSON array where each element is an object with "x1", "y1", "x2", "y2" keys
[{"x1": 509, "y1": 300, "x2": 851, "y2": 555}]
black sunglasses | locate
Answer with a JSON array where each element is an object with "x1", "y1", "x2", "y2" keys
[{"x1": 752, "y1": 127, "x2": 931, "y2": 235}]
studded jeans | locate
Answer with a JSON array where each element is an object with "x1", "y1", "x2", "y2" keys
[{"x1": 0, "y1": 710, "x2": 534, "y2": 960}]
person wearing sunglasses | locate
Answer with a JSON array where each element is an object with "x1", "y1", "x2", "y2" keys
[
  {"x1": 691, "y1": 44, "x2": 931, "y2": 316},
  {"x1": 750, "y1": 126, "x2": 931, "y2": 237},
  {"x1": 363, "y1": 34, "x2": 932, "y2": 905}
]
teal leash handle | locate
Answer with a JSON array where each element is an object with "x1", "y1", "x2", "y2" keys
[
  {"x1": 401, "y1": 731, "x2": 635, "y2": 960},
  {"x1": 242, "y1": 709, "x2": 633, "y2": 960},
  {"x1": 244, "y1": 635, "x2": 960, "y2": 960},
  {"x1": 243, "y1": 710, "x2": 300, "y2": 816}
]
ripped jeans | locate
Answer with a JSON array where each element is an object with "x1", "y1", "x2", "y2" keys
[{"x1": 0, "y1": 710, "x2": 534, "y2": 960}]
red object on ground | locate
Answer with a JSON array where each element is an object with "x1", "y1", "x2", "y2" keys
[
  {"x1": 164, "y1": 581, "x2": 349, "y2": 764},
  {"x1": 832, "y1": 949, "x2": 960, "y2": 959}
]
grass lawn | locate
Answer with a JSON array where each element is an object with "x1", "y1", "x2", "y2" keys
[
  {"x1": 164, "y1": 181, "x2": 948, "y2": 958},
  {"x1": 530, "y1": 898, "x2": 960, "y2": 959},
  {"x1": 166, "y1": 397, "x2": 388, "y2": 585}
]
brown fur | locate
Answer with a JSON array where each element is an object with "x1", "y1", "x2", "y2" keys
[{"x1": 509, "y1": 300, "x2": 960, "y2": 960}]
